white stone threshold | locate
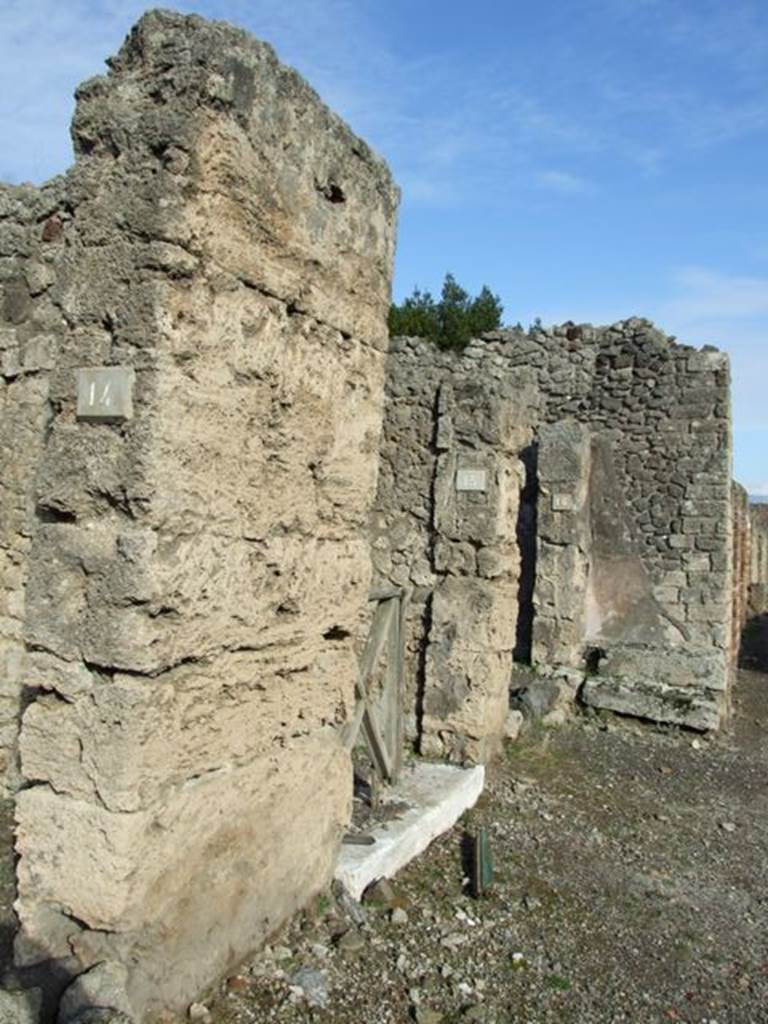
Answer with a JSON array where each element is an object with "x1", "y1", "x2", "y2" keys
[{"x1": 335, "y1": 761, "x2": 485, "y2": 900}]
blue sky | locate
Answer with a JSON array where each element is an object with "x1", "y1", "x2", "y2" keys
[{"x1": 2, "y1": 0, "x2": 767, "y2": 492}]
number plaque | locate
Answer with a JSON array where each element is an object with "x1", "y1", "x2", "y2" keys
[
  {"x1": 76, "y1": 367, "x2": 135, "y2": 422},
  {"x1": 456, "y1": 468, "x2": 487, "y2": 492}
]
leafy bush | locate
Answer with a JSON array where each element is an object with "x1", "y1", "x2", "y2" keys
[{"x1": 388, "y1": 273, "x2": 504, "y2": 349}]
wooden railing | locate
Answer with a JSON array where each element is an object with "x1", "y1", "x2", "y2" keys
[{"x1": 341, "y1": 586, "x2": 408, "y2": 786}]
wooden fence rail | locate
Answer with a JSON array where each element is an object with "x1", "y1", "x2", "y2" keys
[{"x1": 341, "y1": 586, "x2": 408, "y2": 786}]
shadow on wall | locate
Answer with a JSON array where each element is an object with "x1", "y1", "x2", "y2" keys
[
  {"x1": 740, "y1": 584, "x2": 768, "y2": 672},
  {"x1": 513, "y1": 442, "x2": 538, "y2": 664},
  {"x1": 0, "y1": 937, "x2": 138, "y2": 1023},
  {"x1": 0, "y1": 931, "x2": 72, "y2": 1023},
  {"x1": 1, "y1": 738, "x2": 114, "y2": 1024},
  {"x1": 740, "y1": 616, "x2": 768, "y2": 672}
]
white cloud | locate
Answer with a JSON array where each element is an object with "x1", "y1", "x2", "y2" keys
[
  {"x1": 0, "y1": 0, "x2": 155, "y2": 182},
  {"x1": 652, "y1": 268, "x2": 768, "y2": 440},
  {"x1": 535, "y1": 169, "x2": 594, "y2": 195},
  {"x1": 0, "y1": 0, "x2": 377, "y2": 183},
  {"x1": 3, "y1": 0, "x2": 766, "y2": 202},
  {"x1": 663, "y1": 267, "x2": 768, "y2": 324}
]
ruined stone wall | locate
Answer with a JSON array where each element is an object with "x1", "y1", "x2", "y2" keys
[
  {"x1": 732, "y1": 484, "x2": 751, "y2": 652},
  {"x1": 561, "y1": 325, "x2": 732, "y2": 730},
  {"x1": 374, "y1": 320, "x2": 733, "y2": 746},
  {"x1": 371, "y1": 338, "x2": 538, "y2": 761},
  {"x1": 747, "y1": 504, "x2": 768, "y2": 619},
  {"x1": 2, "y1": 12, "x2": 397, "y2": 1019},
  {"x1": 750, "y1": 505, "x2": 768, "y2": 586},
  {"x1": 0, "y1": 182, "x2": 67, "y2": 794}
]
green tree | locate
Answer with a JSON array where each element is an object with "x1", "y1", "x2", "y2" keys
[
  {"x1": 438, "y1": 273, "x2": 471, "y2": 348},
  {"x1": 388, "y1": 287, "x2": 440, "y2": 340},
  {"x1": 467, "y1": 285, "x2": 505, "y2": 339},
  {"x1": 389, "y1": 273, "x2": 503, "y2": 350}
]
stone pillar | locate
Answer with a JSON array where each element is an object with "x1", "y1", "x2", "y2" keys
[
  {"x1": 422, "y1": 380, "x2": 530, "y2": 763},
  {"x1": 11, "y1": 11, "x2": 397, "y2": 1018},
  {"x1": 531, "y1": 420, "x2": 591, "y2": 668}
]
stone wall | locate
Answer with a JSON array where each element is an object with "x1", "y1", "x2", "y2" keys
[
  {"x1": 0, "y1": 181, "x2": 66, "y2": 794},
  {"x1": 374, "y1": 320, "x2": 733, "y2": 750},
  {"x1": 747, "y1": 505, "x2": 768, "y2": 624},
  {"x1": 1, "y1": 11, "x2": 397, "y2": 1019},
  {"x1": 750, "y1": 504, "x2": 768, "y2": 590},
  {"x1": 371, "y1": 338, "x2": 538, "y2": 761},
  {"x1": 737, "y1": 503, "x2": 768, "y2": 668},
  {"x1": 732, "y1": 484, "x2": 751, "y2": 651},
  {"x1": 0, "y1": 8, "x2": 746, "y2": 1015}
]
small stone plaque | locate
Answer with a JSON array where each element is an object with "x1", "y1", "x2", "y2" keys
[
  {"x1": 77, "y1": 367, "x2": 135, "y2": 422},
  {"x1": 456, "y1": 468, "x2": 487, "y2": 492},
  {"x1": 552, "y1": 492, "x2": 575, "y2": 512}
]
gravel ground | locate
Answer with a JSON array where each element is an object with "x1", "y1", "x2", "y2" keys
[
  {"x1": 201, "y1": 669, "x2": 768, "y2": 1024},
  {"x1": 1, "y1": 672, "x2": 767, "y2": 1024}
]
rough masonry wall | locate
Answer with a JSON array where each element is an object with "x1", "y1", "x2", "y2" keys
[
  {"x1": 732, "y1": 484, "x2": 751, "y2": 653},
  {"x1": 0, "y1": 182, "x2": 66, "y2": 794},
  {"x1": 425, "y1": 378, "x2": 531, "y2": 761},
  {"x1": 748, "y1": 504, "x2": 768, "y2": 618},
  {"x1": 5, "y1": 12, "x2": 397, "y2": 1019},
  {"x1": 375, "y1": 320, "x2": 733, "y2": 748},
  {"x1": 565, "y1": 325, "x2": 732, "y2": 729},
  {"x1": 531, "y1": 420, "x2": 591, "y2": 668},
  {"x1": 371, "y1": 338, "x2": 537, "y2": 761},
  {"x1": 736, "y1": 502, "x2": 768, "y2": 668},
  {"x1": 750, "y1": 505, "x2": 768, "y2": 589}
]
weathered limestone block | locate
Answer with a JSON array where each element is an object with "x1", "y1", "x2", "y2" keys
[
  {"x1": 58, "y1": 961, "x2": 134, "y2": 1023},
  {"x1": 17, "y1": 733, "x2": 349, "y2": 1009},
  {"x1": 0, "y1": 988, "x2": 42, "y2": 1024},
  {"x1": 424, "y1": 576, "x2": 518, "y2": 763},
  {"x1": 20, "y1": 646, "x2": 358, "y2": 815},
  {"x1": 581, "y1": 676, "x2": 723, "y2": 732},
  {"x1": 12, "y1": 9, "x2": 398, "y2": 1019}
]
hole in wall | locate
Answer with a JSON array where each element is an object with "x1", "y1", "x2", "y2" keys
[
  {"x1": 35, "y1": 505, "x2": 76, "y2": 524},
  {"x1": 323, "y1": 624, "x2": 351, "y2": 641},
  {"x1": 316, "y1": 179, "x2": 346, "y2": 204},
  {"x1": 585, "y1": 646, "x2": 606, "y2": 675},
  {"x1": 276, "y1": 599, "x2": 299, "y2": 616},
  {"x1": 513, "y1": 442, "x2": 538, "y2": 664}
]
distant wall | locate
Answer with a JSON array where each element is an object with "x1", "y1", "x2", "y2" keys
[
  {"x1": 732, "y1": 484, "x2": 751, "y2": 650},
  {"x1": 2, "y1": 11, "x2": 397, "y2": 1019},
  {"x1": 374, "y1": 320, "x2": 733, "y2": 747},
  {"x1": 736, "y1": 502, "x2": 768, "y2": 668},
  {"x1": 750, "y1": 504, "x2": 768, "y2": 588},
  {"x1": 747, "y1": 504, "x2": 768, "y2": 618}
]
